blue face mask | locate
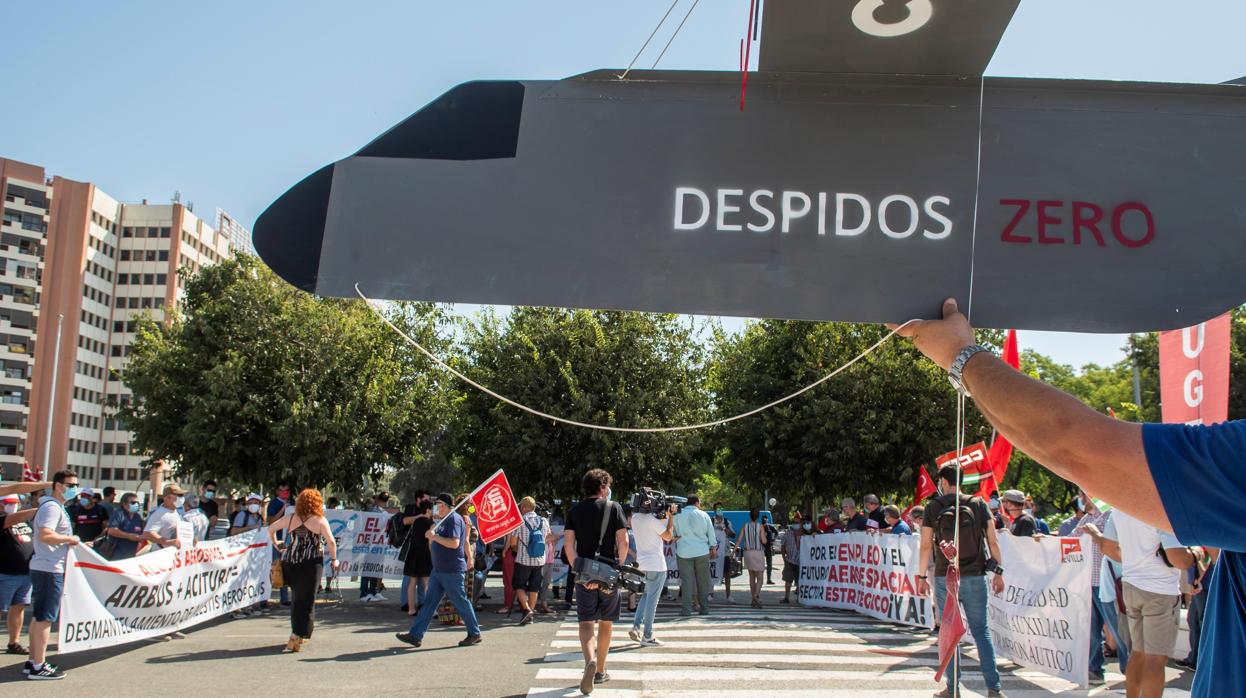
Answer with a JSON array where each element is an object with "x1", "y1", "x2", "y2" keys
[
  {"x1": 128, "y1": 502, "x2": 140, "y2": 514},
  {"x1": 203, "y1": 491, "x2": 215, "y2": 500},
  {"x1": 79, "y1": 497, "x2": 92, "y2": 508},
  {"x1": 63, "y1": 486, "x2": 81, "y2": 500}
]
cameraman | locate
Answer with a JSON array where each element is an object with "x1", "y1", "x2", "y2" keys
[
  {"x1": 628, "y1": 496, "x2": 676, "y2": 646},
  {"x1": 564, "y1": 469, "x2": 628, "y2": 695}
]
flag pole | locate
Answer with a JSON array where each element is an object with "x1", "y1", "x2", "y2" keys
[{"x1": 41, "y1": 314, "x2": 63, "y2": 477}]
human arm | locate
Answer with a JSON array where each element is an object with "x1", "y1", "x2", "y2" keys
[
  {"x1": 893, "y1": 299, "x2": 1165, "y2": 530},
  {"x1": 916, "y1": 526, "x2": 933, "y2": 596},
  {"x1": 0, "y1": 482, "x2": 50, "y2": 496},
  {"x1": 984, "y1": 518, "x2": 1005, "y2": 594},
  {"x1": 266, "y1": 515, "x2": 290, "y2": 548},
  {"x1": 265, "y1": 501, "x2": 288, "y2": 525},
  {"x1": 659, "y1": 512, "x2": 675, "y2": 542},
  {"x1": 1084, "y1": 523, "x2": 1122, "y2": 562},
  {"x1": 615, "y1": 527, "x2": 629, "y2": 565},
  {"x1": 315, "y1": 516, "x2": 339, "y2": 569},
  {"x1": 564, "y1": 529, "x2": 578, "y2": 567},
  {"x1": 1, "y1": 509, "x2": 37, "y2": 528}
]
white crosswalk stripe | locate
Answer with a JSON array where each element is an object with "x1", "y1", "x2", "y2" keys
[{"x1": 526, "y1": 600, "x2": 1190, "y2": 698}]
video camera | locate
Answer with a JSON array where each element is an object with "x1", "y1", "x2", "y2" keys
[
  {"x1": 629, "y1": 487, "x2": 687, "y2": 518},
  {"x1": 574, "y1": 555, "x2": 647, "y2": 595}
]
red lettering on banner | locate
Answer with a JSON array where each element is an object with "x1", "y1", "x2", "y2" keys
[
  {"x1": 1071, "y1": 202, "x2": 1106, "y2": 246},
  {"x1": 1036, "y1": 201, "x2": 1064, "y2": 244},
  {"x1": 1000, "y1": 199, "x2": 1032, "y2": 243},
  {"x1": 1111, "y1": 202, "x2": 1156, "y2": 248}
]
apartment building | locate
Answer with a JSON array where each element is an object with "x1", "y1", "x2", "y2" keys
[{"x1": 1, "y1": 157, "x2": 232, "y2": 489}]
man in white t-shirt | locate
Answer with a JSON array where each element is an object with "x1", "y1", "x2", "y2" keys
[
  {"x1": 1089, "y1": 509, "x2": 1198, "y2": 698},
  {"x1": 628, "y1": 502, "x2": 676, "y2": 645},
  {"x1": 143, "y1": 484, "x2": 187, "y2": 550}
]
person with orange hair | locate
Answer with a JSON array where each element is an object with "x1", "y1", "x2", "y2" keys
[{"x1": 268, "y1": 488, "x2": 338, "y2": 652}]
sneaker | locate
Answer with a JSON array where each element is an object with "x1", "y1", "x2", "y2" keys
[
  {"x1": 394, "y1": 632, "x2": 421, "y2": 648},
  {"x1": 399, "y1": 604, "x2": 408, "y2": 613},
  {"x1": 628, "y1": 628, "x2": 643, "y2": 643},
  {"x1": 1088, "y1": 673, "x2": 1106, "y2": 685},
  {"x1": 518, "y1": 612, "x2": 534, "y2": 626},
  {"x1": 371, "y1": 593, "x2": 388, "y2": 602},
  {"x1": 580, "y1": 660, "x2": 596, "y2": 695},
  {"x1": 932, "y1": 690, "x2": 959, "y2": 698},
  {"x1": 1174, "y1": 658, "x2": 1196, "y2": 671},
  {"x1": 641, "y1": 636, "x2": 664, "y2": 646},
  {"x1": 26, "y1": 663, "x2": 65, "y2": 680},
  {"x1": 986, "y1": 690, "x2": 1008, "y2": 698},
  {"x1": 23, "y1": 660, "x2": 59, "y2": 675},
  {"x1": 458, "y1": 634, "x2": 482, "y2": 646},
  {"x1": 230, "y1": 611, "x2": 249, "y2": 620},
  {"x1": 593, "y1": 672, "x2": 610, "y2": 685},
  {"x1": 779, "y1": 598, "x2": 790, "y2": 604}
]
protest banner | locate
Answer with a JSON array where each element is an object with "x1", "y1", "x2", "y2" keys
[
  {"x1": 988, "y1": 533, "x2": 1092, "y2": 687},
  {"x1": 58, "y1": 530, "x2": 270, "y2": 653},
  {"x1": 325, "y1": 509, "x2": 402, "y2": 580},
  {"x1": 547, "y1": 524, "x2": 568, "y2": 589},
  {"x1": 798, "y1": 531, "x2": 931, "y2": 629},
  {"x1": 469, "y1": 469, "x2": 524, "y2": 544}
]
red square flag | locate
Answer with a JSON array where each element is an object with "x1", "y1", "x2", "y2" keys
[{"x1": 469, "y1": 469, "x2": 524, "y2": 544}]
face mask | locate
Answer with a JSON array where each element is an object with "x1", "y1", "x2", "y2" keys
[
  {"x1": 604, "y1": 487, "x2": 612, "y2": 501},
  {"x1": 247, "y1": 503, "x2": 260, "y2": 514},
  {"x1": 63, "y1": 486, "x2": 81, "y2": 500},
  {"x1": 2, "y1": 504, "x2": 17, "y2": 515},
  {"x1": 803, "y1": 523, "x2": 812, "y2": 531},
  {"x1": 174, "y1": 496, "x2": 186, "y2": 509},
  {"x1": 204, "y1": 491, "x2": 215, "y2": 500},
  {"x1": 1023, "y1": 508, "x2": 1032, "y2": 516},
  {"x1": 790, "y1": 524, "x2": 800, "y2": 531},
  {"x1": 334, "y1": 504, "x2": 344, "y2": 510},
  {"x1": 714, "y1": 509, "x2": 722, "y2": 516},
  {"x1": 128, "y1": 503, "x2": 140, "y2": 514},
  {"x1": 79, "y1": 497, "x2": 92, "y2": 507}
]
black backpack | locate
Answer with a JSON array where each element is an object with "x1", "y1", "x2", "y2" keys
[
  {"x1": 385, "y1": 513, "x2": 408, "y2": 548},
  {"x1": 934, "y1": 494, "x2": 985, "y2": 566}
]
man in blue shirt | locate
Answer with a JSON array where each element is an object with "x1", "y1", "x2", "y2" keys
[
  {"x1": 883, "y1": 505, "x2": 912, "y2": 535},
  {"x1": 673, "y1": 495, "x2": 717, "y2": 616},
  {"x1": 396, "y1": 492, "x2": 482, "y2": 648},
  {"x1": 895, "y1": 299, "x2": 1244, "y2": 697}
]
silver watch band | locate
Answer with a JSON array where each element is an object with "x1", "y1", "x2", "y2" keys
[{"x1": 948, "y1": 344, "x2": 991, "y2": 395}]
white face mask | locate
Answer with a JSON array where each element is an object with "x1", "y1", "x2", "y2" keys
[
  {"x1": 2, "y1": 503, "x2": 17, "y2": 515},
  {"x1": 247, "y1": 503, "x2": 260, "y2": 514},
  {"x1": 604, "y1": 487, "x2": 612, "y2": 501},
  {"x1": 174, "y1": 496, "x2": 185, "y2": 509}
]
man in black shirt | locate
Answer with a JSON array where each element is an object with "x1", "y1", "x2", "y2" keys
[
  {"x1": 1001, "y1": 489, "x2": 1038, "y2": 537},
  {"x1": 1, "y1": 494, "x2": 37, "y2": 654},
  {"x1": 67, "y1": 489, "x2": 107, "y2": 543},
  {"x1": 198, "y1": 480, "x2": 220, "y2": 539},
  {"x1": 842, "y1": 498, "x2": 869, "y2": 532},
  {"x1": 564, "y1": 468, "x2": 628, "y2": 695},
  {"x1": 918, "y1": 466, "x2": 1008, "y2": 698},
  {"x1": 863, "y1": 494, "x2": 888, "y2": 529}
]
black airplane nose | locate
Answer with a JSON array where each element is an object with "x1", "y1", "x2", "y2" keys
[{"x1": 253, "y1": 164, "x2": 333, "y2": 293}]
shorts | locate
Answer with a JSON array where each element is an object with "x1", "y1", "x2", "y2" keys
[
  {"x1": 512, "y1": 563, "x2": 543, "y2": 593},
  {"x1": 575, "y1": 583, "x2": 621, "y2": 622},
  {"x1": 0, "y1": 573, "x2": 32, "y2": 611},
  {"x1": 30, "y1": 570, "x2": 65, "y2": 624},
  {"x1": 743, "y1": 550, "x2": 765, "y2": 572},
  {"x1": 782, "y1": 561, "x2": 799, "y2": 583},
  {"x1": 1121, "y1": 582, "x2": 1180, "y2": 656}
]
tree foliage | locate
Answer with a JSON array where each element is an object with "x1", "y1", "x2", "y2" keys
[
  {"x1": 118, "y1": 255, "x2": 452, "y2": 492},
  {"x1": 711, "y1": 320, "x2": 997, "y2": 512},
  {"x1": 449, "y1": 308, "x2": 709, "y2": 502}
]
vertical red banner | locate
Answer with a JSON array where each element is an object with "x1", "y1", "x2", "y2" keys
[{"x1": 1159, "y1": 314, "x2": 1231, "y2": 425}]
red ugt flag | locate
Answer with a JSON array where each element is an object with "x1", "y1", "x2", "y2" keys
[{"x1": 469, "y1": 469, "x2": 524, "y2": 544}]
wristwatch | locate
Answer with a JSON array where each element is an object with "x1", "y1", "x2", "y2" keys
[{"x1": 948, "y1": 344, "x2": 991, "y2": 396}]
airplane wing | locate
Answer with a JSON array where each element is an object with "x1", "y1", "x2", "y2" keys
[
  {"x1": 758, "y1": 0, "x2": 1020, "y2": 75},
  {"x1": 1226, "y1": 76, "x2": 1246, "y2": 85}
]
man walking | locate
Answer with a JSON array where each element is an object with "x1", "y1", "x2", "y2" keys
[
  {"x1": 1070, "y1": 492, "x2": 1117, "y2": 684},
  {"x1": 673, "y1": 495, "x2": 716, "y2": 617},
  {"x1": 28, "y1": 470, "x2": 81, "y2": 680},
  {"x1": 917, "y1": 465, "x2": 1007, "y2": 698},
  {"x1": 629, "y1": 497, "x2": 675, "y2": 645},
  {"x1": 1088, "y1": 509, "x2": 1195, "y2": 697},
  {"x1": 396, "y1": 492, "x2": 482, "y2": 649},
  {"x1": 761, "y1": 514, "x2": 778, "y2": 585},
  {"x1": 563, "y1": 469, "x2": 628, "y2": 694},
  {"x1": 780, "y1": 521, "x2": 802, "y2": 604},
  {"x1": 512, "y1": 496, "x2": 550, "y2": 626}
]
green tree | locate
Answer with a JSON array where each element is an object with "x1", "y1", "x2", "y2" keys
[
  {"x1": 118, "y1": 255, "x2": 452, "y2": 492},
  {"x1": 711, "y1": 320, "x2": 997, "y2": 513},
  {"x1": 448, "y1": 308, "x2": 709, "y2": 502}
]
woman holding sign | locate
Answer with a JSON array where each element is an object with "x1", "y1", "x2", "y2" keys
[{"x1": 268, "y1": 489, "x2": 338, "y2": 652}]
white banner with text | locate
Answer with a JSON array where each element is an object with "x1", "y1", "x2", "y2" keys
[
  {"x1": 798, "y1": 532, "x2": 932, "y2": 628},
  {"x1": 59, "y1": 530, "x2": 271, "y2": 653},
  {"x1": 325, "y1": 509, "x2": 403, "y2": 580}
]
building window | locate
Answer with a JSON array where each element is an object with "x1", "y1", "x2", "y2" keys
[
  {"x1": 100, "y1": 467, "x2": 111, "y2": 480},
  {"x1": 147, "y1": 227, "x2": 158, "y2": 238},
  {"x1": 156, "y1": 274, "x2": 166, "y2": 285},
  {"x1": 127, "y1": 468, "x2": 138, "y2": 480},
  {"x1": 117, "y1": 444, "x2": 127, "y2": 456},
  {"x1": 160, "y1": 227, "x2": 171, "y2": 238},
  {"x1": 122, "y1": 227, "x2": 132, "y2": 238},
  {"x1": 128, "y1": 297, "x2": 139, "y2": 309},
  {"x1": 145, "y1": 250, "x2": 156, "y2": 262},
  {"x1": 158, "y1": 250, "x2": 169, "y2": 261},
  {"x1": 143, "y1": 274, "x2": 154, "y2": 284},
  {"x1": 120, "y1": 250, "x2": 130, "y2": 261}
]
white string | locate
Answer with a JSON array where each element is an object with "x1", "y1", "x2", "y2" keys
[
  {"x1": 619, "y1": 0, "x2": 682, "y2": 81},
  {"x1": 356, "y1": 284, "x2": 915, "y2": 434},
  {"x1": 966, "y1": 76, "x2": 987, "y2": 322},
  {"x1": 651, "y1": 0, "x2": 702, "y2": 70}
]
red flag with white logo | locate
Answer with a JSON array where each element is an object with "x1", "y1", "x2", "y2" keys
[
  {"x1": 1160, "y1": 315, "x2": 1231, "y2": 425},
  {"x1": 934, "y1": 442, "x2": 996, "y2": 500},
  {"x1": 468, "y1": 469, "x2": 524, "y2": 544},
  {"x1": 902, "y1": 465, "x2": 938, "y2": 523}
]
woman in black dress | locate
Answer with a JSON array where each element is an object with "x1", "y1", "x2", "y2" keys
[{"x1": 402, "y1": 500, "x2": 434, "y2": 616}]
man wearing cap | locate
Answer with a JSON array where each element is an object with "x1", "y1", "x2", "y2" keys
[
  {"x1": 1, "y1": 492, "x2": 36, "y2": 655},
  {"x1": 105, "y1": 492, "x2": 146, "y2": 560},
  {"x1": 229, "y1": 494, "x2": 267, "y2": 619},
  {"x1": 863, "y1": 494, "x2": 887, "y2": 529},
  {"x1": 67, "y1": 488, "x2": 107, "y2": 546},
  {"x1": 511, "y1": 496, "x2": 551, "y2": 626},
  {"x1": 143, "y1": 484, "x2": 187, "y2": 551},
  {"x1": 396, "y1": 492, "x2": 483, "y2": 649},
  {"x1": 182, "y1": 493, "x2": 210, "y2": 544},
  {"x1": 1000, "y1": 490, "x2": 1039, "y2": 538}
]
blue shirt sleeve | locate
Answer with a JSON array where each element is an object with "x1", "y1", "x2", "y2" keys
[{"x1": 1144, "y1": 421, "x2": 1246, "y2": 552}]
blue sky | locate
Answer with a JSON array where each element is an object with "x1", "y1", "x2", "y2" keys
[{"x1": 3, "y1": 0, "x2": 1242, "y2": 368}]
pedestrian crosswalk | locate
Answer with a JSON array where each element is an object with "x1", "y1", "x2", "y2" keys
[{"x1": 526, "y1": 599, "x2": 1185, "y2": 697}]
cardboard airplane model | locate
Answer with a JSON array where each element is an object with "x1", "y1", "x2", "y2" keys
[{"x1": 254, "y1": 0, "x2": 1246, "y2": 332}]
